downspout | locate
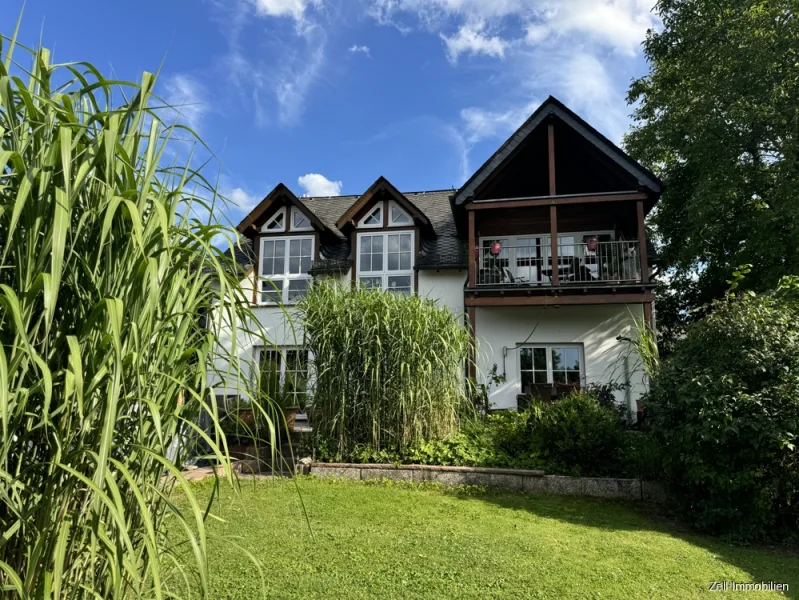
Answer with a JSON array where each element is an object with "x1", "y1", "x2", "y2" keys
[{"x1": 624, "y1": 353, "x2": 632, "y2": 422}]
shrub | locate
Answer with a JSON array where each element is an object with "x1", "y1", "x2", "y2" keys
[
  {"x1": 617, "y1": 431, "x2": 663, "y2": 480},
  {"x1": 534, "y1": 392, "x2": 627, "y2": 476},
  {"x1": 647, "y1": 295, "x2": 799, "y2": 539},
  {"x1": 311, "y1": 388, "x2": 637, "y2": 478},
  {"x1": 299, "y1": 284, "x2": 472, "y2": 457}
]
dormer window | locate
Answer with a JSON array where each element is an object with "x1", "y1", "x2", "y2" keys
[
  {"x1": 359, "y1": 204, "x2": 383, "y2": 228},
  {"x1": 291, "y1": 208, "x2": 312, "y2": 231},
  {"x1": 263, "y1": 208, "x2": 286, "y2": 232},
  {"x1": 389, "y1": 202, "x2": 411, "y2": 226},
  {"x1": 259, "y1": 236, "x2": 314, "y2": 305},
  {"x1": 357, "y1": 231, "x2": 414, "y2": 295}
]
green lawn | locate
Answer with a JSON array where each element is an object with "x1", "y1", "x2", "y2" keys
[{"x1": 176, "y1": 478, "x2": 797, "y2": 599}]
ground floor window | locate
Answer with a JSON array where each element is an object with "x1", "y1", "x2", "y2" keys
[
  {"x1": 254, "y1": 346, "x2": 309, "y2": 404},
  {"x1": 519, "y1": 344, "x2": 583, "y2": 391}
]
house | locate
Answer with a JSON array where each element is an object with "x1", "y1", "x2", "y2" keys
[{"x1": 217, "y1": 96, "x2": 661, "y2": 413}]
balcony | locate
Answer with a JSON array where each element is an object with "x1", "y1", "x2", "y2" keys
[{"x1": 475, "y1": 240, "x2": 643, "y2": 288}]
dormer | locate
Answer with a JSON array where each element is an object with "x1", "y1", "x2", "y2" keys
[
  {"x1": 335, "y1": 176, "x2": 433, "y2": 235},
  {"x1": 236, "y1": 184, "x2": 337, "y2": 305}
]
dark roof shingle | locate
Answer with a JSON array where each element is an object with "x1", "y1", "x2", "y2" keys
[{"x1": 229, "y1": 189, "x2": 463, "y2": 271}]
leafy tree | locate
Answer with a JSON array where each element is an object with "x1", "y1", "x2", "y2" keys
[
  {"x1": 626, "y1": 0, "x2": 799, "y2": 346},
  {"x1": 647, "y1": 294, "x2": 799, "y2": 539}
]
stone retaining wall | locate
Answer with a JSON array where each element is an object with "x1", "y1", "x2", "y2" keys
[{"x1": 307, "y1": 463, "x2": 667, "y2": 503}]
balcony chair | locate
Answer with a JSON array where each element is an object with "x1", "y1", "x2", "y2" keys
[{"x1": 565, "y1": 257, "x2": 599, "y2": 283}]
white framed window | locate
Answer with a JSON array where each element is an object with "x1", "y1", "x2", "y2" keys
[
  {"x1": 359, "y1": 203, "x2": 383, "y2": 228},
  {"x1": 519, "y1": 344, "x2": 584, "y2": 391},
  {"x1": 357, "y1": 231, "x2": 414, "y2": 295},
  {"x1": 261, "y1": 208, "x2": 286, "y2": 233},
  {"x1": 254, "y1": 346, "x2": 309, "y2": 404},
  {"x1": 291, "y1": 207, "x2": 313, "y2": 231},
  {"x1": 259, "y1": 236, "x2": 314, "y2": 304},
  {"x1": 389, "y1": 201, "x2": 412, "y2": 226}
]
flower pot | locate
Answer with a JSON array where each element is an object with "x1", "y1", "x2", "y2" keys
[
  {"x1": 236, "y1": 408, "x2": 256, "y2": 426},
  {"x1": 283, "y1": 407, "x2": 299, "y2": 430}
]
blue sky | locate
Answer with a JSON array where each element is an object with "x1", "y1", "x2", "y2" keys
[{"x1": 5, "y1": 0, "x2": 658, "y2": 226}]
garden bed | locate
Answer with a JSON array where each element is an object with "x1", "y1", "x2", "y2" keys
[{"x1": 306, "y1": 462, "x2": 668, "y2": 502}]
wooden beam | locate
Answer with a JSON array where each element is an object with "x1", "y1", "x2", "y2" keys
[
  {"x1": 414, "y1": 231, "x2": 420, "y2": 295},
  {"x1": 465, "y1": 293, "x2": 656, "y2": 307},
  {"x1": 467, "y1": 306, "x2": 477, "y2": 379},
  {"x1": 548, "y1": 122, "x2": 556, "y2": 196},
  {"x1": 252, "y1": 236, "x2": 261, "y2": 305},
  {"x1": 550, "y1": 205, "x2": 559, "y2": 287},
  {"x1": 468, "y1": 210, "x2": 476, "y2": 288},
  {"x1": 643, "y1": 301, "x2": 654, "y2": 330},
  {"x1": 350, "y1": 230, "x2": 357, "y2": 287},
  {"x1": 637, "y1": 200, "x2": 650, "y2": 284},
  {"x1": 465, "y1": 191, "x2": 649, "y2": 211}
]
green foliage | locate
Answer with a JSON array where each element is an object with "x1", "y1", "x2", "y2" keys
[
  {"x1": 408, "y1": 418, "x2": 513, "y2": 467},
  {"x1": 0, "y1": 34, "x2": 272, "y2": 598},
  {"x1": 617, "y1": 431, "x2": 664, "y2": 481},
  {"x1": 315, "y1": 390, "x2": 641, "y2": 477},
  {"x1": 626, "y1": 0, "x2": 799, "y2": 349},
  {"x1": 647, "y1": 294, "x2": 799, "y2": 538},
  {"x1": 298, "y1": 283, "x2": 473, "y2": 457},
  {"x1": 468, "y1": 363, "x2": 506, "y2": 416},
  {"x1": 533, "y1": 392, "x2": 627, "y2": 477}
]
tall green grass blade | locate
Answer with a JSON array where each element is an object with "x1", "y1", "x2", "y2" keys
[{"x1": 0, "y1": 32, "x2": 277, "y2": 599}]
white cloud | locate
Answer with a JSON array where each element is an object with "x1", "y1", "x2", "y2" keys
[
  {"x1": 365, "y1": 0, "x2": 658, "y2": 57},
  {"x1": 531, "y1": 1, "x2": 657, "y2": 57},
  {"x1": 460, "y1": 99, "x2": 540, "y2": 144},
  {"x1": 214, "y1": 0, "x2": 328, "y2": 127},
  {"x1": 298, "y1": 173, "x2": 343, "y2": 196},
  {"x1": 250, "y1": 0, "x2": 321, "y2": 24},
  {"x1": 441, "y1": 23, "x2": 507, "y2": 63},
  {"x1": 349, "y1": 44, "x2": 372, "y2": 56},
  {"x1": 226, "y1": 187, "x2": 261, "y2": 212},
  {"x1": 364, "y1": 0, "x2": 652, "y2": 147},
  {"x1": 162, "y1": 74, "x2": 208, "y2": 131},
  {"x1": 274, "y1": 32, "x2": 327, "y2": 125}
]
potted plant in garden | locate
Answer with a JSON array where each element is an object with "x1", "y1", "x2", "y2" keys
[{"x1": 280, "y1": 392, "x2": 300, "y2": 431}]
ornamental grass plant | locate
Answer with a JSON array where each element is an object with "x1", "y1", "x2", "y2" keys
[
  {"x1": 298, "y1": 283, "x2": 473, "y2": 457},
  {"x1": 0, "y1": 29, "x2": 274, "y2": 599}
]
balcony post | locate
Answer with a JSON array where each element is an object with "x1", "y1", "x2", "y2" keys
[
  {"x1": 548, "y1": 121, "x2": 559, "y2": 287},
  {"x1": 637, "y1": 200, "x2": 649, "y2": 284},
  {"x1": 468, "y1": 209, "x2": 476, "y2": 288},
  {"x1": 548, "y1": 122, "x2": 556, "y2": 196},
  {"x1": 467, "y1": 306, "x2": 477, "y2": 380},
  {"x1": 550, "y1": 205, "x2": 559, "y2": 286}
]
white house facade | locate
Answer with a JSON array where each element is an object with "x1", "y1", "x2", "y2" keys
[{"x1": 215, "y1": 97, "x2": 661, "y2": 413}]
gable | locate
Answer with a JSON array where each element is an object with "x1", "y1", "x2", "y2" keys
[
  {"x1": 454, "y1": 96, "x2": 662, "y2": 205},
  {"x1": 237, "y1": 183, "x2": 329, "y2": 237},
  {"x1": 335, "y1": 177, "x2": 433, "y2": 233}
]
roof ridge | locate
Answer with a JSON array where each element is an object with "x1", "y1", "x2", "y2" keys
[{"x1": 301, "y1": 188, "x2": 454, "y2": 202}]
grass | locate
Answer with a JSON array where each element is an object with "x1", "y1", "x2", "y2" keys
[
  {"x1": 175, "y1": 478, "x2": 798, "y2": 599},
  {"x1": 0, "y1": 29, "x2": 270, "y2": 598},
  {"x1": 298, "y1": 284, "x2": 472, "y2": 456}
]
